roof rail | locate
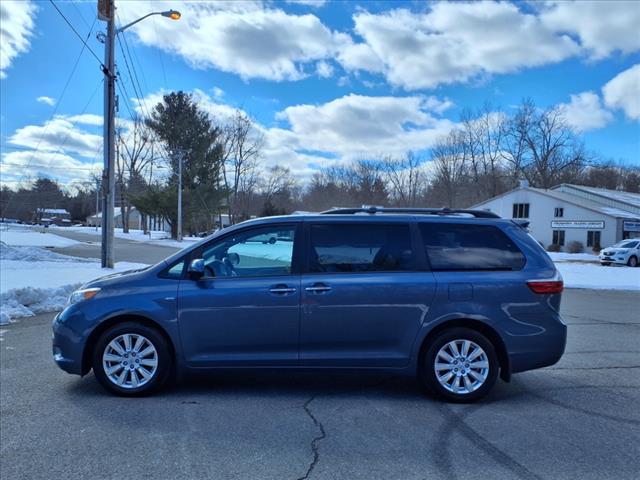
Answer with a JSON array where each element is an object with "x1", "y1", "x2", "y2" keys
[{"x1": 319, "y1": 207, "x2": 501, "y2": 218}]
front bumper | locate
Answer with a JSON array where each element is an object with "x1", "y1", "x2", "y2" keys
[
  {"x1": 599, "y1": 255, "x2": 627, "y2": 265},
  {"x1": 52, "y1": 310, "x2": 84, "y2": 375}
]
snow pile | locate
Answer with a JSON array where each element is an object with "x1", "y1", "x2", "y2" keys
[
  {"x1": 547, "y1": 252, "x2": 599, "y2": 263},
  {"x1": 0, "y1": 244, "x2": 148, "y2": 323},
  {"x1": 0, "y1": 227, "x2": 80, "y2": 247},
  {"x1": 556, "y1": 262, "x2": 640, "y2": 290}
]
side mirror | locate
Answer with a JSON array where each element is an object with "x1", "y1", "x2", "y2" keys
[{"x1": 187, "y1": 258, "x2": 206, "y2": 278}]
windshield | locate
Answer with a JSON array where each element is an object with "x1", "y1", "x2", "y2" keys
[{"x1": 613, "y1": 240, "x2": 638, "y2": 248}]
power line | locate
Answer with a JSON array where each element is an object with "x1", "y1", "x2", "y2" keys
[
  {"x1": 48, "y1": 0, "x2": 106, "y2": 72},
  {"x1": 1, "y1": 15, "x2": 99, "y2": 216}
]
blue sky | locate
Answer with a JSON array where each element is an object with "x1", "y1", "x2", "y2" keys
[{"x1": 1, "y1": 0, "x2": 639, "y2": 190}]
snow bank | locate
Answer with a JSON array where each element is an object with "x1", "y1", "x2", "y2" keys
[
  {"x1": 0, "y1": 244, "x2": 148, "y2": 323},
  {"x1": 0, "y1": 227, "x2": 80, "y2": 247},
  {"x1": 547, "y1": 252, "x2": 599, "y2": 263},
  {"x1": 556, "y1": 262, "x2": 640, "y2": 290}
]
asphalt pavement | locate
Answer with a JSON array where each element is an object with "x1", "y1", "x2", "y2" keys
[
  {"x1": 1, "y1": 289, "x2": 638, "y2": 480},
  {"x1": 48, "y1": 228, "x2": 183, "y2": 265}
]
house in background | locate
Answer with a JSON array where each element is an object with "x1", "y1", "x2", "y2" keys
[
  {"x1": 36, "y1": 208, "x2": 71, "y2": 227},
  {"x1": 87, "y1": 207, "x2": 170, "y2": 232},
  {"x1": 472, "y1": 182, "x2": 640, "y2": 251}
]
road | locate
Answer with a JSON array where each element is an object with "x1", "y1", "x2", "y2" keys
[
  {"x1": 1, "y1": 288, "x2": 638, "y2": 480},
  {"x1": 49, "y1": 228, "x2": 183, "y2": 265}
]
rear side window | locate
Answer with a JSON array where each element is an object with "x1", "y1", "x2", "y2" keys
[
  {"x1": 309, "y1": 224, "x2": 414, "y2": 273},
  {"x1": 420, "y1": 223, "x2": 525, "y2": 271}
]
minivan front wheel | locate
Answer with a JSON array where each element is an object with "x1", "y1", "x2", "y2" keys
[
  {"x1": 421, "y1": 328, "x2": 498, "y2": 403},
  {"x1": 92, "y1": 322, "x2": 171, "y2": 396}
]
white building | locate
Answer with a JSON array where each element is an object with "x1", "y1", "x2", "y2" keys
[{"x1": 472, "y1": 182, "x2": 640, "y2": 251}]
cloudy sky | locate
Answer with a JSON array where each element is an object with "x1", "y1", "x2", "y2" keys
[{"x1": 1, "y1": 0, "x2": 639, "y2": 190}]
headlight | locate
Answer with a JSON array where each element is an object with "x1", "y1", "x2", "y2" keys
[{"x1": 68, "y1": 287, "x2": 101, "y2": 305}]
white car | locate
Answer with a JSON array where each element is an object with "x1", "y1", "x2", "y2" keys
[{"x1": 599, "y1": 239, "x2": 640, "y2": 267}]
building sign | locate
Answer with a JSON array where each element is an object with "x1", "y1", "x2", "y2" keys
[
  {"x1": 623, "y1": 220, "x2": 640, "y2": 232},
  {"x1": 550, "y1": 220, "x2": 604, "y2": 229}
]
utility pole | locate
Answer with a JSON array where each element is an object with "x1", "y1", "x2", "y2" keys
[
  {"x1": 99, "y1": 0, "x2": 116, "y2": 268},
  {"x1": 177, "y1": 150, "x2": 183, "y2": 242},
  {"x1": 95, "y1": 178, "x2": 100, "y2": 232}
]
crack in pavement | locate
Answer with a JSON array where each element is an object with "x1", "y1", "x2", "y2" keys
[{"x1": 296, "y1": 395, "x2": 327, "y2": 480}]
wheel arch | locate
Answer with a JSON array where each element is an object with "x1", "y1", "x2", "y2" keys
[
  {"x1": 81, "y1": 314, "x2": 177, "y2": 376},
  {"x1": 418, "y1": 318, "x2": 511, "y2": 382}
]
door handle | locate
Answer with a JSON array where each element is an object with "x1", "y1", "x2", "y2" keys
[
  {"x1": 269, "y1": 287, "x2": 296, "y2": 294},
  {"x1": 304, "y1": 284, "x2": 332, "y2": 293}
]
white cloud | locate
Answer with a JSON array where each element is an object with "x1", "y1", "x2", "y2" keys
[
  {"x1": 602, "y1": 64, "x2": 640, "y2": 120},
  {"x1": 315, "y1": 60, "x2": 334, "y2": 78},
  {"x1": 1, "y1": 150, "x2": 102, "y2": 187},
  {"x1": 283, "y1": 0, "x2": 327, "y2": 7},
  {"x1": 212, "y1": 87, "x2": 225, "y2": 99},
  {"x1": 8, "y1": 117, "x2": 102, "y2": 158},
  {"x1": 117, "y1": 1, "x2": 348, "y2": 82},
  {"x1": 558, "y1": 91, "x2": 614, "y2": 132},
  {"x1": 0, "y1": 0, "x2": 36, "y2": 79},
  {"x1": 540, "y1": 1, "x2": 640, "y2": 59},
  {"x1": 275, "y1": 94, "x2": 455, "y2": 158},
  {"x1": 36, "y1": 96, "x2": 55, "y2": 106},
  {"x1": 340, "y1": 2, "x2": 579, "y2": 90},
  {"x1": 64, "y1": 114, "x2": 104, "y2": 126}
]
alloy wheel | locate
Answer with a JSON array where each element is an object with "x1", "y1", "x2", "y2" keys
[
  {"x1": 102, "y1": 333, "x2": 158, "y2": 389},
  {"x1": 434, "y1": 339, "x2": 489, "y2": 395}
]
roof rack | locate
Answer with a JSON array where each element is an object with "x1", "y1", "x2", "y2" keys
[{"x1": 320, "y1": 207, "x2": 501, "y2": 218}]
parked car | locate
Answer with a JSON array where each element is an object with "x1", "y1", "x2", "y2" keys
[
  {"x1": 53, "y1": 207, "x2": 566, "y2": 402},
  {"x1": 599, "y1": 239, "x2": 640, "y2": 267}
]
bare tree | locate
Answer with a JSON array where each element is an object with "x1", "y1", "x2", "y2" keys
[
  {"x1": 117, "y1": 117, "x2": 155, "y2": 232},
  {"x1": 382, "y1": 152, "x2": 425, "y2": 207},
  {"x1": 221, "y1": 110, "x2": 264, "y2": 223},
  {"x1": 430, "y1": 129, "x2": 468, "y2": 207},
  {"x1": 504, "y1": 99, "x2": 586, "y2": 188}
]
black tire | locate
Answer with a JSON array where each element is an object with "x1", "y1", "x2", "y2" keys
[
  {"x1": 420, "y1": 327, "x2": 499, "y2": 403},
  {"x1": 92, "y1": 322, "x2": 172, "y2": 396},
  {"x1": 627, "y1": 256, "x2": 638, "y2": 267},
  {"x1": 600, "y1": 263, "x2": 611, "y2": 266}
]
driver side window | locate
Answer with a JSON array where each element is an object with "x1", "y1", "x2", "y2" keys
[{"x1": 201, "y1": 225, "x2": 296, "y2": 278}]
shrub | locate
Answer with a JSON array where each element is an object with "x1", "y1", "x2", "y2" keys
[
  {"x1": 592, "y1": 242, "x2": 602, "y2": 254},
  {"x1": 566, "y1": 241, "x2": 584, "y2": 254},
  {"x1": 546, "y1": 243, "x2": 561, "y2": 252}
]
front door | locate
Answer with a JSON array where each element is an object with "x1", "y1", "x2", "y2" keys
[
  {"x1": 299, "y1": 222, "x2": 436, "y2": 368},
  {"x1": 178, "y1": 224, "x2": 301, "y2": 367}
]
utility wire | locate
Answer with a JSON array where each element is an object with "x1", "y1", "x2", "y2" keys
[
  {"x1": 1, "y1": 13, "x2": 99, "y2": 214},
  {"x1": 48, "y1": 0, "x2": 107, "y2": 73}
]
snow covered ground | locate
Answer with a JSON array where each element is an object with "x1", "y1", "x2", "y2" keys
[
  {"x1": 0, "y1": 226, "x2": 80, "y2": 247},
  {"x1": 555, "y1": 262, "x2": 639, "y2": 290},
  {"x1": 547, "y1": 252, "x2": 599, "y2": 263},
  {"x1": 0, "y1": 244, "x2": 148, "y2": 324}
]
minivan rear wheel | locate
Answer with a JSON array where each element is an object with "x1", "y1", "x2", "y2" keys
[
  {"x1": 92, "y1": 322, "x2": 171, "y2": 396},
  {"x1": 420, "y1": 328, "x2": 498, "y2": 403}
]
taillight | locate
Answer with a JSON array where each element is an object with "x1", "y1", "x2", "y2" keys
[{"x1": 527, "y1": 272, "x2": 564, "y2": 294}]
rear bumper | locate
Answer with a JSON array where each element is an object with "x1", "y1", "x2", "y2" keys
[{"x1": 509, "y1": 317, "x2": 567, "y2": 374}]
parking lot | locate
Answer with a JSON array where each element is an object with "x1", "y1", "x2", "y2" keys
[{"x1": 1, "y1": 288, "x2": 638, "y2": 480}]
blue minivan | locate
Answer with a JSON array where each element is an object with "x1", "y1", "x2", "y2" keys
[{"x1": 53, "y1": 208, "x2": 566, "y2": 402}]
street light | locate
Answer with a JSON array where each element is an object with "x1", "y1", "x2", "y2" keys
[
  {"x1": 116, "y1": 10, "x2": 181, "y2": 34},
  {"x1": 98, "y1": 1, "x2": 181, "y2": 268}
]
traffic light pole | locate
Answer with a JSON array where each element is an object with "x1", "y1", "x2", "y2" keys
[{"x1": 101, "y1": 0, "x2": 115, "y2": 268}]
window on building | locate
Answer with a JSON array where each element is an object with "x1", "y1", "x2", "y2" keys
[
  {"x1": 552, "y1": 230, "x2": 565, "y2": 247},
  {"x1": 420, "y1": 223, "x2": 526, "y2": 271},
  {"x1": 512, "y1": 203, "x2": 530, "y2": 218},
  {"x1": 587, "y1": 231, "x2": 601, "y2": 248},
  {"x1": 554, "y1": 207, "x2": 564, "y2": 218}
]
